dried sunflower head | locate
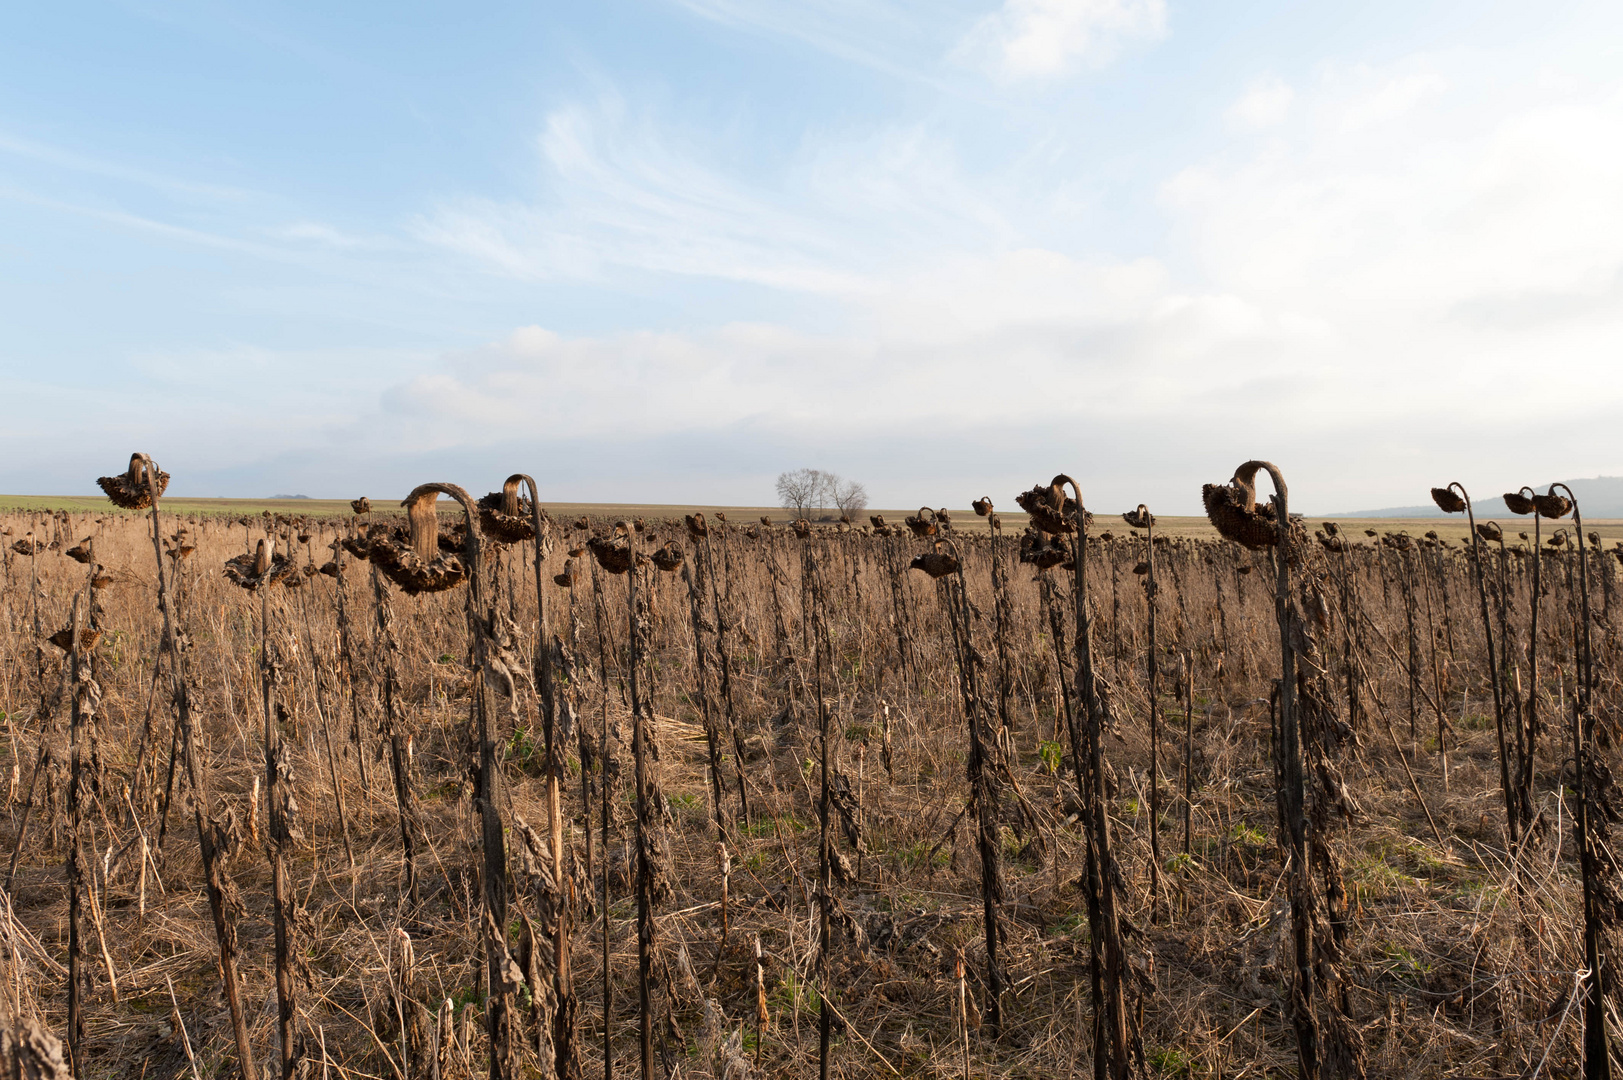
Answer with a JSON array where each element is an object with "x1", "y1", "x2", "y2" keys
[
  {"x1": 370, "y1": 489, "x2": 469, "y2": 595},
  {"x1": 1018, "y1": 528, "x2": 1072, "y2": 572},
  {"x1": 972, "y1": 498, "x2": 993, "y2": 517},
  {"x1": 1430, "y1": 487, "x2": 1467, "y2": 514},
  {"x1": 1532, "y1": 489, "x2": 1572, "y2": 519},
  {"x1": 1121, "y1": 505, "x2": 1153, "y2": 530},
  {"x1": 477, "y1": 475, "x2": 536, "y2": 545},
  {"x1": 224, "y1": 538, "x2": 299, "y2": 591},
  {"x1": 904, "y1": 508, "x2": 938, "y2": 538},
  {"x1": 65, "y1": 539, "x2": 92, "y2": 564},
  {"x1": 1503, "y1": 491, "x2": 1536, "y2": 515},
  {"x1": 97, "y1": 453, "x2": 170, "y2": 510},
  {"x1": 649, "y1": 541, "x2": 684, "y2": 572},
  {"x1": 351, "y1": 497, "x2": 371, "y2": 515},
  {"x1": 685, "y1": 513, "x2": 708, "y2": 538},
  {"x1": 587, "y1": 534, "x2": 632, "y2": 575},
  {"x1": 1015, "y1": 480, "x2": 1079, "y2": 535},
  {"x1": 553, "y1": 556, "x2": 582, "y2": 587},
  {"x1": 910, "y1": 551, "x2": 960, "y2": 579},
  {"x1": 47, "y1": 626, "x2": 100, "y2": 653},
  {"x1": 1202, "y1": 463, "x2": 1278, "y2": 550}
]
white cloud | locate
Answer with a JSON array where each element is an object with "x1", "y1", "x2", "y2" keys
[
  {"x1": 378, "y1": 246, "x2": 1322, "y2": 468},
  {"x1": 1334, "y1": 69, "x2": 1448, "y2": 131},
  {"x1": 1167, "y1": 63, "x2": 1623, "y2": 317},
  {"x1": 393, "y1": 56, "x2": 1623, "y2": 511},
  {"x1": 955, "y1": 0, "x2": 1167, "y2": 79},
  {"x1": 1226, "y1": 76, "x2": 1294, "y2": 129}
]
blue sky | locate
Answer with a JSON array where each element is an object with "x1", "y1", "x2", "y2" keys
[{"x1": 4, "y1": 0, "x2": 1622, "y2": 512}]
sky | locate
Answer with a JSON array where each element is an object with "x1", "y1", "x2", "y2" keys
[{"x1": 3, "y1": 0, "x2": 1622, "y2": 514}]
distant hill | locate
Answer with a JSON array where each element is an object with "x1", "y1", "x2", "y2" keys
[
  {"x1": 272, "y1": 494, "x2": 313, "y2": 500},
  {"x1": 1336, "y1": 476, "x2": 1623, "y2": 518}
]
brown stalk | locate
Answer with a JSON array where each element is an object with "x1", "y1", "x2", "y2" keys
[
  {"x1": 700, "y1": 520, "x2": 751, "y2": 826},
  {"x1": 679, "y1": 539, "x2": 729, "y2": 841},
  {"x1": 248, "y1": 558, "x2": 298, "y2": 1079},
  {"x1": 1503, "y1": 488, "x2": 1545, "y2": 835},
  {"x1": 1037, "y1": 472, "x2": 1137, "y2": 1080},
  {"x1": 1546, "y1": 484, "x2": 1611, "y2": 1080},
  {"x1": 514, "y1": 474, "x2": 580, "y2": 1079},
  {"x1": 65, "y1": 594, "x2": 87, "y2": 1073},
  {"x1": 1124, "y1": 504, "x2": 1162, "y2": 918},
  {"x1": 800, "y1": 526, "x2": 836, "y2": 1080},
  {"x1": 625, "y1": 524, "x2": 659, "y2": 1080},
  {"x1": 914, "y1": 537, "x2": 1006, "y2": 1034},
  {"x1": 95, "y1": 455, "x2": 259, "y2": 1076},
  {"x1": 411, "y1": 482, "x2": 521, "y2": 1080},
  {"x1": 1432, "y1": 484, "x2": 1515, "y2": 844}
]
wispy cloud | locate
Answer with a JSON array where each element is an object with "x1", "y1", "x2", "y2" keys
[
  {"x1": 0, "y1": 184, "x2": 280, "y2": 256},
  {"x1": 0, "y1": 130, "x2": 257, "y2": 202},
  {"x1": 953, "y1": 0, "x2": 1167, "y2": 80},
  {"x1": 666, "y1": 0, "x2": 965, "y2": 86},
  {"x1": 412, "y1": 96, "x2": 1017, "y2": 293}
]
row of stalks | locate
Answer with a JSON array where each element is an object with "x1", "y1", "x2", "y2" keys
[{"x1": 0, "y1": 456, "x2": 1619, "y2": 1077}]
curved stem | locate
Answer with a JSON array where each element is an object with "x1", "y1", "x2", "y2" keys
[
  {"x1": 408, "y1": 482, "x2": 512, "y2": 1080},
  {"x1": 1236, "y1": 461, "x2": 1318, "y2": 1080}
]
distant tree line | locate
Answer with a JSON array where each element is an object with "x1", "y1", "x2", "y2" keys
[{"x1": 774, "y1": 468, "x2": 868, "y2": 520}]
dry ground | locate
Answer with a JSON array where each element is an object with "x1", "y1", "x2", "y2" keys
[{"x1": 0, "y1": 498, "x2": 1618, "y2": 1078}]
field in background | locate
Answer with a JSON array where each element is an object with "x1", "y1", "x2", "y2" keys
[{"x1": 6, "y1": 494, "x2": 1618, "y2": 546}]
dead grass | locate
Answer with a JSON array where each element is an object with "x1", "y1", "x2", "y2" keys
[{"x1": 0, "y1": 503, "x2": 1616, "y2": 1077}]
